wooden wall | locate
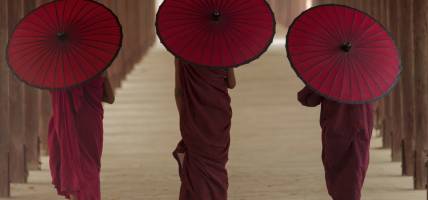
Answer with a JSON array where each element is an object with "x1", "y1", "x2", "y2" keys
[{"x1": 0, "y1": 0, "x2": 156, "y2": 197}]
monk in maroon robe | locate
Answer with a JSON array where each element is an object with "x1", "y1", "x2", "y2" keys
[
  {"x1": 173, "y1": 58, "x2": 236, "y2": 200},
  {"x1": 298, "y1": 86, "x2": 373, "y2": 200},
  {"x1": 48, "y1": 73, "x2": 114, "y2": 200}
]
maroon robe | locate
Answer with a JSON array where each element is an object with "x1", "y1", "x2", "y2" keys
[
  {"x1": 173, "y1": 61, "x2": 232, "y2": 200},
  {"x1": 298, "y1": 86, "x2": 373, "y2": 200},
  {"x1": 48, "y1": 76, "x2": 104, "y2": 200}
]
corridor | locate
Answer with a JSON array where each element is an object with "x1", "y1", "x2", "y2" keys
[{"x1": 1, "y1": 34, "x2": 424, "y2": 200}]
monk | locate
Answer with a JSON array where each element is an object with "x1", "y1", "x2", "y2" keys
[
  {"x1": 48, "y1": 72, "x2": 114, "y2": 200},
  {"x1": 298, "y1": 86, "x2": 373, "y2": 200},
  {"x1": 173, "y1": 58, "x2": 236, "y2": 200}
]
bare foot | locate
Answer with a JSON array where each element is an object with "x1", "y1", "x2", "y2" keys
[{"x1": 70, "y1": 195, "x2": 78, "y2": 200}]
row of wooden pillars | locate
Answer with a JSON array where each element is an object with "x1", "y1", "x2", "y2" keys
[
  {"x1": 311, "y1": 0, "x2": 428, "y2": 195},
  {"x1": 1, "y1": 0, "x2": 427, "y2": 198},
  {"x1": 267, "y1": 0, "x2": 308, "y2": 27},
  {"x1": 0, "y1": 0, "x2": 156, "y2": 197}
]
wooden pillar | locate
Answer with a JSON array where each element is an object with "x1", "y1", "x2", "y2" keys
[
  {"x1": 426, "y1": 162, "x2": 428, "y2": 198},
  {"x1": 112, "y1": 0, "x2": 127, "y2": 88},
  {"x1": 126, "y1": 0, "x2": 135, "y2": 70},
  {"x1": 389, "y1": 0, "x2": 403, "y2": 162},
  {"x1": 130, "y1": 0, "x2": 140, "y2": 68},
  {"x1": 22, "y1": 0, "x2": 41, "y2": 170},
  {"x1": 8, "y1": 0, "x2": 28, "y2": 183},
  {"x1": 381, "y1": 0, "x2": 392, "y2": 149},
  {"x1": 120, "y1": 1, "x2": 129, "y2": 81},
  {"x1": 139, "y1": 0, "x2": 148, "y2": 61},
  {"x1": 35, "y1": 0, "x2": 51, "y2": 156},
  {"x1": 0, "y1": 0, "x2": 10, "y2": 197},
  {"x1": 96, "y1": 0, "x2": 156, "y2": 88},
  {"x1": 148, "y1": 0, "x2": 156, "y2": 47},
  {"x1": 106, "y1": 0, "x2": 120, "y2": 88},
  {"x1": 350, "y1": 0, "x2": 363, "y2": 9},
  {"x1": 413, "y1": 0, "x2": 428, "y2": 190},
  {"x1": 399, "y1": 0, "x2": 416, "y2": 176}
]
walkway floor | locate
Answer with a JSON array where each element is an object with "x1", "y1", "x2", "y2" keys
[{"x1": 1, "y1": 37, "x2": 425, "y2": 200}]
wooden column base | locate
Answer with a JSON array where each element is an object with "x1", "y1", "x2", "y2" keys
[
  {"x1": 9, "y1": 144, "x2": 27, "y2": 183},
  {"x1": 402, "y1": 140, "x2": 415, "y2": 176},
  {"x1": 414, "y1": 150, "x2": 428, "y2": 189},
  {"x1": 426, "y1": 161, "x2": 428, "y2": 199},
  {"x1": 0, "y1": 152, "x2": 10, "y2": 197}
]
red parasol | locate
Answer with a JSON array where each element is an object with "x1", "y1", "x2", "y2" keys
[
  {"x1": 7, "y1": 0, "x2": 122, "y2": 89},
  {"x1": 286, "y1": 4, "x2": 401, "y2": 103},
  {"x1": 156, "y1": 0, "x2": 276, "y2": 68}
]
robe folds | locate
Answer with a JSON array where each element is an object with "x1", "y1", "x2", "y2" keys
[
  {"x1": 48, "y1": 76, "x2": 104, "y2": 200},
  {"x1": 174, "y1": 61, "x2": 232, "y2": 200},
  {"x1": 298, "y1": 86, "x2": 373, "y2": 200}
]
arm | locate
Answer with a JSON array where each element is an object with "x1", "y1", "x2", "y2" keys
[
  {"x1": 102, "y1": 71, "x2": 115, "y2": 104},
  {"x1": 175, "y1": 58, "x2": 183, "y2": 114},
  {"x1": 226, "y1": 68, "x2": 236, "y2": 89},
  {"x1": 297, "y1": 86, "x2": 322, "y2": 107}
]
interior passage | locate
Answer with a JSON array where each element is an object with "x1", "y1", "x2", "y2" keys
[{"x1": 0, "y1": 33, "x2": 424, "y2": 200}]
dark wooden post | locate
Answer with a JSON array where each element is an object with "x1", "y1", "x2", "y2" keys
[
  {"x1": 139, "y1": 0, "x2": 148, "y2": 60},
  {"x1": 381, "y1": 0, "x2": 393, "y2": 149},
  {"x1": 352, "y1": 0, "x2": 363, "y2": 9},
  {"x1": 389, "y1": 0, "x2": 403, "y2": 162},
  {"x1": 130, "y1": 0, "x2": 140, "y2": 68},
  {"x1": 399, "y1": 0, "x2": 416, "y2": 176},
  {"x1": 8, "y1": 0, "x2": 28, "y2": 183},
  {"x1": 426, "y1": 161, "x2": 428, "y2": 198},
  {"x1": 36, "y1": 0, "x2": 52, "y2": 156},
  {"x1": 148, "y1": 0, "x2": 156, "y2": 47},
  {"x1": 22, "y1": 0, "x2": 41, "y2": 170},
  {"x1": 413, "y1": 0, "x2": 428, "y2": 190},
  {"x1": 0, "y1": 0, "x2": 10, "y2": 197}
]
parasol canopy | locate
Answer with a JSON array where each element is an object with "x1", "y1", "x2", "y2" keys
[
  {"x1": 156, "y1": 0, "x2": 276, "y2": 68},
  {"x1": 7, "y1": 0, "x2": 123, "y2": 89},
  {"x1": 286, "y1": 4, "x2": 401, "y2": 103}
]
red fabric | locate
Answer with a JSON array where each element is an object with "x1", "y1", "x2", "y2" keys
[
  {"x1": 173, "y1": 60, "x2": 231, "y2": 200},
  {"x1": 156, "y1": 0, "x2": 275, "y2": 68},
  {"x1": 298, "y1": 86, "x2": 373, "y2": 200},
  {"x1": 48, "y1": 76, "x2": 104, "y2": 199},
  {"x1": 7, "y1": 0, "x2": 122, "y2": 89},
  {"x1": 287, "y1": 5, "x2": 400, "y2": 103}
]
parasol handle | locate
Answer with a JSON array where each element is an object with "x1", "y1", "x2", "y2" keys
[
  {"x1": 341, "y1": 42, "x2": 352, "y2": 52},
  {"x1": 212, "y1": 10, "x2": 221, "y2": 21}
]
